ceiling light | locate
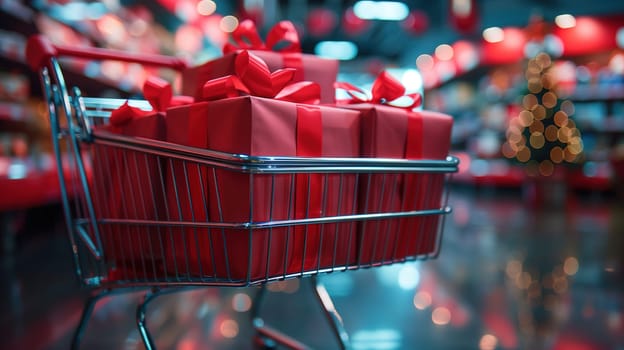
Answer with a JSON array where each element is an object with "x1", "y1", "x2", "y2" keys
[
  {"x1": 555, "y1": 14, "x2": 576, "y2": 29},
  {"x1": 315, "y1": 41, "x2": 358, "y2": 60},
  {"x1": 483, "y1": 27, "x2": 504, "y2": 43},
  {"x1": 353, "y1": 1, "x2": 409, "y2": 21}
]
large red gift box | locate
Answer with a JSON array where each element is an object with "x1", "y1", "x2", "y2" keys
[
  {"x1": 336, "y1": 72, "x2": 453, "y2": 265},
  {"x1": 166, "y1": 97, "x2": 361, "y2": 280},
  {"x1": 181, "y1": 20, "x2": 338, "y2": 104},
  {"x1": 166, "y1": 57, "x2": 360, "y2": 280},
  {"x1": 91, "y1": 78, "x2": 192, "y2": 279}
]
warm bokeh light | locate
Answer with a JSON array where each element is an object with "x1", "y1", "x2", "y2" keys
[
  {"x1": 531, "y1": 104, "x2": 546, "y2": 120},
  {"x1": 416, "y1": 54, "x2": 435, "y2": 70},
  {"x1": 529, "y1": 119, "x2": 544, "y2": 134},
  {"x1": 527, "y1": 78, "x2": 543, "y2": 93},
  {"x1": 564, "y1": 257, "x2": 579, "y2": 276},
  {"x1": 432, "y1": 307, "x2": 451, "y2": 325},
  {"x1": 220, "y1": 15, "x2": 239, "y2": 32},
  {"x1": 558, "y1": 126, "x2": 571, "y2": 142},
  {"x1": 197, "y1": 0, "x2": 216, "y2": 16},
  {"x1": 541, "y1": 72, "x2": 555, "y2": 90},
  {"x1": 219, "y1": 319, "x2": 239, "y2": 338},
  {"x1": 554, "y1": 110, "x2": 568, "y2": 126},
  {"x1": 529, "y1": 132, "x2": 545, "y2": 149},
  {"x1": 435, "y1": 44, "x2": 454, "y2": 61},
  {"x1": 413, "y1": 291, "x2": 432, "y2": 310},
  {"x1": 535, "y1": 52, "x2": 552, "y2": 69},
  {"x1": 479, "y1": 334, "x2": 498, "y2": 350},
  {"x1": 550, "y1": 146, "x2": 564, "y2": 163},
  {"x1": 483, "y1": 27, "x2": 504, "y2": 43},
  {"x1": 519, "y1": 110, "x2": 534, "y2": 127},
  {"x1": 555, "y1": 14, "x2": 576, "y2": 29},
  {"x1": 516, "y1": 146, "x2": 531, "y2": 162},
  {"x1": 502, "y1": 142, "x2": 516, "y2": 158},
  {"x1": 545, "y1": 125, "x2": 559, "y2": 142},
  {"x1": 522, "y1": 94, "x2": 538, "y2": 109},
  {"x1": 542, "y1": 91, "x2": 558, "y2": 108}
]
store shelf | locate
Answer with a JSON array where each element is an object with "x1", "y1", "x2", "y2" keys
[{"x1": 0, "y1": 154, "x2": 85, "y2": 211}]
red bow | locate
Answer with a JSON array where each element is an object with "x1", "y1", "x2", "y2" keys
[
  {"x1": 111, "y1": 77, "x2": 194, "y2": 126},
  {"x1": 223, "y1": 20, "x2": 301, "y2": 54},
  {"x1": 335, "y1": 71, "x2": 422, "y2": 109},
  {"x1": 201, "y1": 50, "x2": 320, "y2": 104}
]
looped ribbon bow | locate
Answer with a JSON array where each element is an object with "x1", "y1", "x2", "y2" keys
[
  {"x1": 110, "y1": 77, "x2": 194, "y2": 126},
  {"x1": 223, "y1": 20, "x2": 301, "y2": 54},
  {"x1": 201, "y1": 50, "x2": 320, "y2": 104},
  {"x1": 335, "y1": 71, "x2": 422, "y2": 109}
]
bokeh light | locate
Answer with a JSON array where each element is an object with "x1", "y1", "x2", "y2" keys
[
  {"x1": 219, "y1": 319, "x2": 239, "y2": 338},
  {"x1": 564, "y1": 257, "x2": 579, "y2": 276},
  {"x1": 220, "y1": 15, "x2": 239, "y2": 32},
  {"x1": 413, "y1": 291, "x2": 432, "y2": 310},
  {"x1": 432, "y1": 307, "x2": 451, "y2": 325}
]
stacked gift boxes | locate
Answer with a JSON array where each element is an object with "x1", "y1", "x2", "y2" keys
[{"x1": 92, "y1": 20, "x2": 453, "y2": 282}]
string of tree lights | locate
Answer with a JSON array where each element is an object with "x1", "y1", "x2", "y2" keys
[{"x1": 503, "y1": 52, "x2": 584, "y2": 177}]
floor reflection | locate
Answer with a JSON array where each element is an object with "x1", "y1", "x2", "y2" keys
[{"x1": 1, "y1": 186, "x2": 622, "y2": 349}]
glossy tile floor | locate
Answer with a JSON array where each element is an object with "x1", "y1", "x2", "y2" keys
[{"x1": 2, "y1": 186, "x2": 623, "y2": 350}]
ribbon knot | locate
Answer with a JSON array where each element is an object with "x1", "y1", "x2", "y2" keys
[
  {"x1": 201, "y1": 50, "x2": 320, "y2": 104},
  {"x1": 223, "y1": 20, "x2": 301, "y2": 54},
  {"x1": 335, "y1": 71, "x2": 422, "y2": 109},
  {"x1": 111, "y1": 77, "x2": 194, "y2": 126}
]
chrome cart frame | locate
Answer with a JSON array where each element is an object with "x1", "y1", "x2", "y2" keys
[{"x1": 26, "y1": 35, "x2": 458, "y2": 350}]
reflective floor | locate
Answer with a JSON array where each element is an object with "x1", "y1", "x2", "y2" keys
[{"x1": 1, "y1": 186, "x2": 623, "y2": 350}]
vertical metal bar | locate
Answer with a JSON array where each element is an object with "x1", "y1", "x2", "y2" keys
[
  {"x1": 212, "y1": 167, "x2": 230, "y2": 279},
  {"x1": 39, "y1": 67, "x2": 82, "y2": 281},
  {"x1": 143, "y1": 153, "x2": 159, "y2": 280},
  {"x1": 181, "y1": 161, "x2": 196, "y2": 280},
  {"x1": 264, "y1": 174, "x2": 276, "y2": 281},
  {"x1": 283, "y1": 173, "x2": 296, "y2": 278},
  {"x1": 312, "y1": 277, "x2": 350, "y2": 350},
  {"x1": 168, "y1": 158, "x2": 182, "y2": 280},
  {"x1": 347, "y1": 173, "x2": 359, "y2": 269},
  {"x1": 331, "y1": 174, "x2": 344, "y2": 269},
  {"x1": 156, "y1": 158, "x2": 173, "y2": 279},
  {"x1": 49, "y1": 58, "x2": 104, "y2": 264},
  {"x1": 316, "y1": 173, "x2": 329, "y2": 272},
  {"x1": 196, "y1": 163, "x2": 216, "y2": 280},
  {"x1": 246, "y1": 172, "x2": 254, "y2": 282}
]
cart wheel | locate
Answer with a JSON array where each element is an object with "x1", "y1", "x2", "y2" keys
[{"x1": 253, "y1": 334, "x2": 278, "y2": 350}]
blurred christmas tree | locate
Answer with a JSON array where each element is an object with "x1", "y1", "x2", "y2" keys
[{"x1": 502, "y1": 52, "x2": 584, "y2": 176}]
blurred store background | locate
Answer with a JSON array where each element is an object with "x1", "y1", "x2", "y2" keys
[{"x1": 1, "y1": 0, "x2": 624, "y2": 349}]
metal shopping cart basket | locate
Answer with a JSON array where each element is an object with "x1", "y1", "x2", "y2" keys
[{"x1": 26, "y1": 35, "x2": 459, "y2": 350}]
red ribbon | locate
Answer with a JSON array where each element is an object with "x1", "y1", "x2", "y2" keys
[
  {"x1": 201, "y1": 50, "x2": 320, "y2": 104},
  {"x1": 294, "y1": 105, "x2": 323, "y2": 270},
  {"x1": 223, "y1": 20, "x2": 301, "y2": 54},
  {"x1": 111, "y1": 77, "x2": 194, "y2": 127},
  {"x1": 335, "y1": 71, "x2": 422, "y2": 109}
]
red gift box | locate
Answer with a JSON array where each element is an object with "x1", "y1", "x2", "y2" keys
[
  {"x1": 165, "y1": 51, "x2": 360, "y2": 281},
  {"x1": 336, "y1": 72, "x2": 453, "y2": 264},
  {"x1": 91, "y1": 77, "x2": 193, "y2": 279},
  {"x1": 181, "y1": 20, "x2": 338, "y2": 104}
]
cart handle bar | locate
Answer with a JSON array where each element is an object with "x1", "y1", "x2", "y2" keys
[{"x1": 26, "y1": 35, "x2": 188, "y2": 72}]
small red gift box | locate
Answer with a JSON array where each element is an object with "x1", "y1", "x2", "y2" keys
[
  {"x1": 336, "y1": 72, "x2": 453, "y2": 264},
  {"x1": 181, "y1": 20, "x2": 338, "y2": 104},
  {"x1": 92, "y1": 77, "x2": 193, "y2": 278},
  {"x1": 165, "y1": 51, "x2": 360, "y2": 281}
]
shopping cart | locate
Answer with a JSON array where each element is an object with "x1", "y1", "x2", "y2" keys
[{"x1": 26, "y1": 35, "x2": 459, "y2": 350}]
